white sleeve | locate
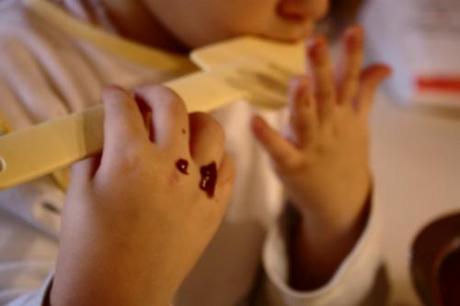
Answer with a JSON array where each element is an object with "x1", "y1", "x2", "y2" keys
[
  {"x1": 259, "y1": 198, "x2": 382, "y2": 306},
  {"x1": 0, "y1": 176, "x2": 64, "y2": 237},
  {"x1": 5, "y1": 276, "x2": 53, "y2": 306},
  {"x1": 0, "y1": 3, "x2": 75, "y2": 238}
]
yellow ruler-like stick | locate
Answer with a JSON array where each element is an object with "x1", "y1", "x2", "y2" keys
[{"x1": 0, "y1": 0, "x2": 304, "y2": 189}]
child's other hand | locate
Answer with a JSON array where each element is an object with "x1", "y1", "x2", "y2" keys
[
  {"x1": 251, "y1": 26, "x2": 390, "y2": 286},
  {"x1": 51, "y1": 86, "x2": 234, "y2": 306}
]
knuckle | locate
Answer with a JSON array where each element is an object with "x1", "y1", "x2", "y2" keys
[
  {"x1": 116, "y1": 144, "x2": 147, "y2": 171},
  {"x1": 340, "y1": 80, "x2": 359, "y2": 99},
  {"x1": 207, "y1": 118, "x2": 225, "y2": 143},
  {"x1": 102, "y1": 85, "x2": 127, "y2": 104},
  {"x1": 135, "y1": 85, "x2": 188, "y2": 119},
  {"x1": 276, "y1": 154, "x2": 305, "y2": 175},
  {"x1": 316, "y1": 88, "x2": 335, "y2": 102},
  {"x1": 147, "y1": 85, "x2": 186, "y2": 108},
  {"x1": 145, "y1": 85, "x2": 188, "y2": 120},
  {"x1": 345, "y1": 69, "x2": 361, "y2": 82},
  {"x1": 165, "y1": 94, "x2": 187, "y2": 118},
  {"x1": 344, "y1": 77, "x2": 359, "y2": 89},
  {"x1": 153, "y1": 85, "x2": 181, "y2": 100},
  {"x1": 192, "y1": 112, "x2": 225, "y2": 145}
]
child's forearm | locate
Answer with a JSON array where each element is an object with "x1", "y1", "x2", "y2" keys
[{"x1": 288, "y1": 198, "x2": 370, "y2": 290}]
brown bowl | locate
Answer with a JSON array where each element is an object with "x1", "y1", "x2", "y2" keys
[{"x1": 411, "y1": 213, "x2": 460, "y2": 306}]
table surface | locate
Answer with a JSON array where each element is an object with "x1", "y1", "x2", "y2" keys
[{"x1": 370, "y1": 94, "x2": 460, "y2": 305}]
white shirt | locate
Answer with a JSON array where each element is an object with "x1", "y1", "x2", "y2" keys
[{"x1": 0, "y1": 1, "x2": 382, "y2": 305}]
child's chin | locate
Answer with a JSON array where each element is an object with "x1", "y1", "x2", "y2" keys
[
  {"x1": 266, "y1": 24, "x2": 314, "y2": 43},
  {"x1": 265, "y1": 31, "x2": 312, "y2": 43}
]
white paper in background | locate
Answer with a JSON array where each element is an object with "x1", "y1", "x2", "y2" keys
[{"x1": 361, "y1": 0, "x2": 460, "y2": 107}]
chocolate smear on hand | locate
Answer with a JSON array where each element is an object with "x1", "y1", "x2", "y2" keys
[
  {"x1": 175, "y1": 159, "x2": 189, "y2": 175},
  {"x1": 200, "y1": 162, "x2": 217, "y2": 198}
]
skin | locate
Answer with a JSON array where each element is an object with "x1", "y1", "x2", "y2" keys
[
  {"x1": 251, "y1": 27, "x2": 390, "y2": 288},
  {"x1": 52, "y1": 86, "x2": 235, "y2": 306},
  {"x1": 99, "y1": 0, "x2": 328, "y2": 49},
  {"x1": 50, "y1": 0, "x2": 391, "y2": 304}
]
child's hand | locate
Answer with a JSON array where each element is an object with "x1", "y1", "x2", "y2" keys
[
  {"x1": 251, "y1": 26, "x2": 390, "y2": 286},
  {"x1": 51, "y1": 86, "x2": 234, "y2": 306}
]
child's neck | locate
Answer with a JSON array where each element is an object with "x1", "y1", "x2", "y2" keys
[{"x1": 72, "y1": 0, "x2": 189, "y2": 53}]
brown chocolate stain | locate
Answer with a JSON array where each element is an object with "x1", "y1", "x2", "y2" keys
[
  {"x1": 200, "y1": 162, "x2": 217, "y2": 198},
  {"x1": 175, "y1": 159, "x2": 189, "y2": 175}
]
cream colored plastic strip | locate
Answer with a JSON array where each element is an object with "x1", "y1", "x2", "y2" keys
[
  {"x1": 24, "y1": 0, "x2": 196, "y2": 74},
  {"x1": 0, "y1": 71, "x2": 246, "y2": 189}
]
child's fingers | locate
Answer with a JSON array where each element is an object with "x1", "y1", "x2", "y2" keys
[
  {"x1": 308, "y1": 36, "x2": 336, "y2": 124},
  {"x1": 135, "y1": 85, "x2": 190, "y2": 152},
  {"x1": 288, "y1": 76, "x2": 317, "y2": 148},
  {"x1": 189, "y1": 112, "x2": 225, "y2": 168},
  {"x1": 357, "y1": 64, "x2": 392, "y2": 116},
  {"x1": 102, "y1": 86, "x2": 148, "y2": 152},
  {"x1": 251, "y1": 115, "x2": 302, "y2": 171},
  {"x1": 338, "y1": 26, "x2": 364, "y2": 108},
  {"x1": 71, "y1": 155, "x2": 101, "y2": 186}
]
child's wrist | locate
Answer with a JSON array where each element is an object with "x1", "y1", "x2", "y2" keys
[
  {"x1": 297, "y1": 188, "x2": 371, "y2": 246},
  {"x1": 288, "y1": 198, "x2": 371, "y2": 289},
  {"x1": 300, "y1": 175, "x2": 372, "y2": 236},
  {"x1": 294, "y1": 204, "x2": 358, "y2": 238},
  {"x1": 295, "y1": 186, "x2": 372, "y2": 240}
]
